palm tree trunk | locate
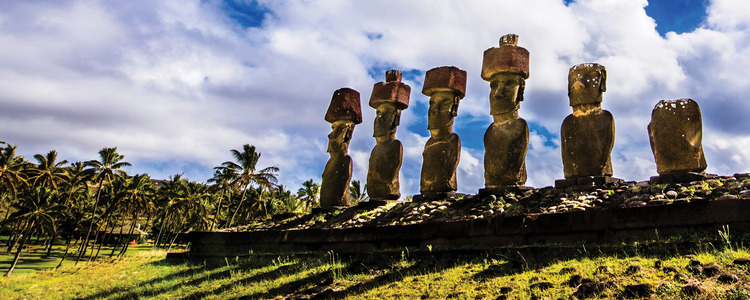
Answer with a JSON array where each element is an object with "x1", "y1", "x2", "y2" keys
[
  {"x1": 110, "y1": 214, "x2": 126, "y2": 258},
  {"x1": 154, "y1": 211, "x2": 169, "y2": 248},
  {"x1": 93, "y1": 217, "x2": 114, "y2": 261},
  {"x1": 227, "y1": 186, "x2": 248, "y2": 228},
  {"x1": 166, "y1": 215, "x2": 186, "y2": 252},
  {"x1": 210, "y1": 189, "x2": 225, "y2": 231},
  {"x1": 56, "y1": 234, "x2": 76, "y2": 269},
  {"x1": 7, "y1": 221, "x2": 24, "y2": 253},
  {"x1": 4, "y1": 220, "x2": 33, "y2": 277},
  {"x1": 119, "y1": 212, "x2": 138, "y2": 257},
  {"x1": 76, "y1": 178, "x2": 104, "y2": 265},
  {"x1": 0, "y1": 206, "x2": 12, "y2": 235},
  {"x1": 45, "y1": 235, "x2": 55, "y2": 257}
]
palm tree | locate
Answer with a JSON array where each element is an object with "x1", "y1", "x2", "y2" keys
[
  {"x1": 207, "y1": 166, "x2": 236, "y2": 231},
  {"x1": 0, "y1": 144, "x2": 29, "y2": 233},
  {"x1": 4, "y1": 187, "x2": 62, "y2": 277},
  {"x1": 297, "y1": 179, "x2": 320, "y2": 211},
  {"x1": 28, "y1": 150, "x2": 69, "y2": 191},
  {"x1": 61, "y1": 161, "x2": 93, "y2": 207},
  {"x1": 111, "y1": 174, "x2": 154, "y2": 256},
  {"x1": 349, "y1": 180, "x2": 369, "y2": 205},
  {"x1": 76, "y1": 147, "x2": 130, "y2": 265},
  {"x1": 154, "y1": 174, "x2": 187, "y2": 247},
  {"x1": 223, "y1": 144, "x2": 278, "y2": 228}
]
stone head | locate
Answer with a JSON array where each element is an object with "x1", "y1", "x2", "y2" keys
[
  {"x1": 568, "y1": 63, "x2": 606, "y2": 107},
  {"x1": 370, "y1": 70, "x2": 410, "y2": 138},
  {"x1": 373, "y1": 102, "x2": 400, "y2": 138},
  {"x1": 422, "y1": 66, "x2": 466, "y2": 131},
  {"x1": 327, "y1": 120, "x2": 354, "y2": 155},
  {"x1": 427, "y1": 91, "x2": 459, "y2": 131},
  {"x1": 489, "y1": 72, "x2": 525, "y2": 115}
]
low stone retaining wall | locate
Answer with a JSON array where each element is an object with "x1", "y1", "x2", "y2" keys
[{"x1": 185, "y1": 198, "x2": 750, "y2": 257}]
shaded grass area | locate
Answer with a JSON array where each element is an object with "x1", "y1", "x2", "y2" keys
[
  {"x1": 0, "y1": 236, "x2": 158, "y2": 276},
  {"x1": 3, "y1": 238, "x2": 750, "y2": 299}
]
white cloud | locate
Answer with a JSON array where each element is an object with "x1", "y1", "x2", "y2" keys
[{"x1": 1, "y1": 0, "x2": 749, "y2": 197}]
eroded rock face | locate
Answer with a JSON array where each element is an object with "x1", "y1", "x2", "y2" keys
[
  {"x1": 561, "y1": 63, "x2": 615, "y2": 179},
  {"x1": 482, "y1": 34, "x2": 530, "y2": 189},
  {"x1": 648, "y1": 98, "x2": 707, "y2": 175},
  {"x1": 420, "y1": 66, "x2": 466, "y2": 196},
  {"x1": 367, "y1": 70, "x2": 410, "y2": 200},
  {"x1": 321, "y1": 88, "x2": 361, "y2": 207}
]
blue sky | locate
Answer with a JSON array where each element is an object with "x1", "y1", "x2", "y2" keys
[{"x1": 1, "y1": 0, "x2": 750, "y2": 197}]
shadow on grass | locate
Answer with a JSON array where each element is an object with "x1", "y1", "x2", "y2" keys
[{"x1": 74, "y1": 254, "x2": 321, "y2": 300}]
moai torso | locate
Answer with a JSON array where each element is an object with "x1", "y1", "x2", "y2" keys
[
  {"x1": 367, "y1": 139, "x2": 403, "y2": 199},
  {"x1": 321, "y1": 154, "x2": 352, "y2": 206},
  {"x1": 366, "y1": 70, "x2": 410, "y2": 200},
  {"x1": 481, "y1": 34, "x2": 530, "y2": 188},
  {"x1": 320, "y1": 88, "x2": 361, "y2": 207},
  {"x1": 421, "y1": 133, "x2": 460, "y2": 194},
  {"x1": 419, "y1": 66, "x2": 466, "y2": 196},
  {"x1": 561, "y1": 106, "x2": 614, "y2": 177},
  {"x1": 485, "y1": 117, "x2": 528, "y2": 186},
  {"x1": 648, "y1": 98, "x2": 706, "y2": 175},
  {"x1": 560, "y1": 63, "x2": 615, "y2": 179}
]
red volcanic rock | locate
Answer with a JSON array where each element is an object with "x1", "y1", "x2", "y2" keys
[
  {"x1": 422, "y1": 66, "x2": 467, "y2": 98},
  {"x1": 481, "y1": 34, "x2": 529, "y2": 80},
  {"x1": 369, "y1": 70, "x2": 410, "y2": 109},
  {"x1": 325, "y1": 87, "x2": 362, "y2": 124}
]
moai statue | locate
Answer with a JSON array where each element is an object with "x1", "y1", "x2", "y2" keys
[
  {"x1": 320, "y1": 88, "x2": 362, "y2": 207},
  {"x1": 648, "y1": 98, "x2": 713, "y2": 183},
  {"x1": 418, "y1": 66, "x2": 466, "y2": 200},
  {"x1": 480, "y1": 34, "x2": 530, "y2": 195},
  {"x1": 556, "y1": 63, "x2": 622, "y2": 188},
  {"x1": 366, "y1": 70, "x2": 410, "y2": 201}
]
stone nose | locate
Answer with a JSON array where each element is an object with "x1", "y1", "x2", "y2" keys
[{"x1": 571, "y1": 80, "x2": 585, "y2": 91}]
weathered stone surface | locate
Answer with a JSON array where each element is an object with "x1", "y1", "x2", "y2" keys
[
  {"x1": 325, "y1": 88, "x2": 362, "y2": 124},
  {"x1": 421, "y1": 133, "x2": 460, "y2": 195},
  {"x1": 369, "y1": 70, "x2": 410, "y2": 109},
  {"x1": 561, "y1": 63, "x2": 615, "y2": 179},
  {"x1": 623, "y1": 284, "x2": 653, "y2": 298},
  {"x1": 422, "y1": 66, "x2": 467, "y2": 98},
  {"x1": 320, "y1": 151, "x2": 352, "y2": 207},
  {"x1": 321, "y1": 88, "x2": 362, "y2": 207},
  {"x1": 574, "y1": 281, "x2": 613, "y2": 299},
  {"x1": 367, "y1": 71, "x2": 409, "y2": 200},
  {"x1": 367, "y1": 138, "x2": 402, "y2": 200},
  {"x1": 648, "y1": 98, "x2": 707, "y2": 175},
  {"x1": 481, "y1": 34, "x2": 529, "y2": 80},
  {"x1": 483, "y1": 35, "x2": 530, "y2": 190},
  {"x1": 484, "y1": 116, "x2": 529, "y2": 187},
  {"x1": 420, "y1": 67, "x2": 465, "y2": 196},
  {"x1": 718, "y1": 274, "x2": 739, "y2": 283}
]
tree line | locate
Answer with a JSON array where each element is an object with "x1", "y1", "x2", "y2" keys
[{"x1": 0, "y1": 141, "x2": 368, "y2": 276}]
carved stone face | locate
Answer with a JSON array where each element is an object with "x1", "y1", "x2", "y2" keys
[
  {"x1": 327, "y1": 121, "x2": 353, "y2": 154},
  {"x1": 427, "y1": 91, "x2": 458, "y2": 131},
  {"x1": 568, "y1": 66, "x2": 606, "y2": 106},
  {"x1": 489, "y1": 73, "x2": 524, "y2": 115},
  {"x1": 373, "y1": 103, "x2": 399, "y2": 138}
]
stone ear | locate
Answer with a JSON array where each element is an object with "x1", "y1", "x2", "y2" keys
[
  {"x1": 517, "y1": 80, "x2": 526, "y2": 102},
  {"x1": 450, "y1": 96, "x2": 460, "y2": 117},
  {"x1": 392, "y1": 110, "x2": 401, "y2": 128},
  {"x1": 599, "y1": 69, "x2": 607, "y2": 93},
  {"x1": 343, "y1": 124, "x2": 353, "y2": 143}
]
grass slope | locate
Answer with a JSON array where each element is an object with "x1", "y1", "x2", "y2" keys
[{"x1": 2, "y1": 240, "x2": 750, "y2": 299}]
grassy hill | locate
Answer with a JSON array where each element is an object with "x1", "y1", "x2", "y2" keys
[{"x1": 2, "y1": 237, "x2": 750, "y2": 299}]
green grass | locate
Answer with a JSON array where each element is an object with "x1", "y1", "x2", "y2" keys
[{"x1": 2, "y1": 241, "x2": 750, "y2": 299}]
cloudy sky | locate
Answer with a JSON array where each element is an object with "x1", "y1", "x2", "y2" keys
[{"x1": 1, "y1": 0, "x2": 749, "y2": 197}]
